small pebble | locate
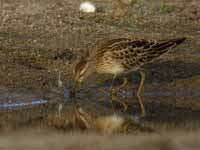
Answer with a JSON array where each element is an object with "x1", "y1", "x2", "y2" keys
[{"x1": 79, "y1": 2, "x2": 96, "y2": 13}]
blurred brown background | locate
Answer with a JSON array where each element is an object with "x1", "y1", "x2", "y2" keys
[{"x1": 0, "y1": 0, "x2": 200, "y2": 149}]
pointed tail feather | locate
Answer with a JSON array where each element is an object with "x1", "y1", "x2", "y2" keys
[
  {"x1": 152, "y1": 37, "x2": 186, "y2": 51},
  {"x1": 139, "y1": 37, "x2": 186, "y2": 63},
  {"x1": 171, "y1": 37, "x2": 186, "y2": 45}
]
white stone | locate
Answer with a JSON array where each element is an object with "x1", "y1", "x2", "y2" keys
[{"x1": 79, "y1": 2, "x2": 96, "y2": 13}]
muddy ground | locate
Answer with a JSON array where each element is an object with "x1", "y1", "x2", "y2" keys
[{"x1": 0, "y1": 0, "x2": 200, "y2": 149}]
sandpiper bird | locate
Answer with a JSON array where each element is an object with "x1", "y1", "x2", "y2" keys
[{"x1": 72, "y1": 37, "x2": 186, "y2": 117}]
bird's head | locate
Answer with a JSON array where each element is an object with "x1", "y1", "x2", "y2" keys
[
  {"x1": 72, "y1": 56, "x2": 95, "y2": 91},
  {"x1": 70, "y1": 58, "x2": 90, "y2": 98},
  {"x1": 73, "y1": 59, "x2": 90, "y2": 84},
  {"x1": 70, "y1": 49, "x2": 95, "y2": 98}
]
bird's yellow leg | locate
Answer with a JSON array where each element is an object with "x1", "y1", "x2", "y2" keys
[
  {"x1": 112, "y1": 77, "x2": 128, "y2": 93},
  {"x1": 111, "y1": 94, "x2": 128, "y2": 112},
  {"x1": 111, "y1": 77, "x2": 128, "y2": 111},
  {"x1": 136, "y1": 71, "x2": 146, "y2": 117},
  {"x1": 98, "y1": 77, "x2": 128, "y2": 111}
]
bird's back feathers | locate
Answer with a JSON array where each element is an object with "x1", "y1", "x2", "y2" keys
[{"x1": 94, "y1": 37, "x2": 186, "y2": 72}]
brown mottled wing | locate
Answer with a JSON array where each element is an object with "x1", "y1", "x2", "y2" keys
[
  {"x1": 96, "y1": 37, "x2": 186, "y2": 71},
  {"x1": 131, "y1": 38, "x2": 186, "y2": 66},
  {"x1": 95, "y1": 38, "x2": 132, "y2": 57}
]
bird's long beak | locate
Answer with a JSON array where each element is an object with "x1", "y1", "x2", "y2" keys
[{"x1": 70, "y1": 80, "x2": 80, "y2": 98}]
